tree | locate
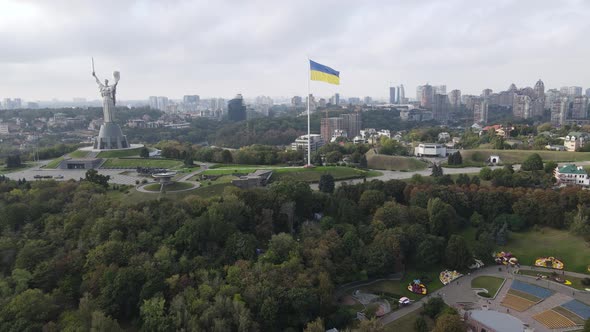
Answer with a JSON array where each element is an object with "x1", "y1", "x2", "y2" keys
[
  {"x1": 140, "y1": 296, "x2": 173, "y2": 332},
  {"x1": 427, "y1": 198, "x2": 457, "y2": 238},
  {"x1": 358, "y1": 190, "x2": 386, "y2": 214},
  {"x1": 318, "y1": 174, "x2": 335, "y2": 194},
  {"x1": 433, "y1": 313, "x2": 466, "y2": 332},
  {"x1": 304, "y1": 317, "x2": 324, "y2": 332},
  {"x1": 221, "y1": 149, "x2": 233, "y2": 163},
  {"x1": 416, "y1": 235, "x2": 446, "y2": 269},
  {"x1": 445, "y1": 235, "x2": 473, "y2": 270},
  {"x1": 184, "y1": 155, "x2": 194, "y2": 166},
  {"x1": 422, "y1": 297, "x2": 445, "y2": 318},
  {"x1": 5, "y1": 155, "x2": 22, "y2": 168},
  {"x1": 431, "y1": 164, "x2": 443, "y2": 177},
  {"x1": 544, "y1": 160, "x2": 558, "y2": 174},
  {"x1": 84, "y1": 169, "x2": 110, "y2": 188},
  {"x1": 139, "y1": 147, "x2": 150, "y2": 158},
  {"x1": 447, "y1": 151, "x2": 462, "y2": 165},
  {"x1": 479, "y1": 167, "x2": 492, "y2": 180},
  {"x1": 414, "y1": 316, "x2": 428, "y2": 332},
  {"x1": 521, "y1": 153, "x2": 543, "y2": 171},
  {"x1": 455, "y1": 174, "x2": 470, "y2": 186},
  {"x1": 583, "y1": 317, "x2": 590, "y2": 332},
  {"x1": 359, "y1": 154, "x2": 368, "y2": 168}
]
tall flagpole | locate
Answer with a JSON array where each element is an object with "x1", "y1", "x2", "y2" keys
[{"x1": 307, "y1": 59, "x2": 311, "y2": 167}]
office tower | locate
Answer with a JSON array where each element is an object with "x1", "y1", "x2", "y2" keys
[
  {"x1": 551, "y1": 97, "x2": 568, "y2": 125},
  {"x1": 364, "y1": 96, "x2": 372, "y2": 105},
  {"x1": 546, "y1": 89, "x2": 560, "y2": 107},
  {"x1": 586, "y1": 88, "x2": 590, "y2": 98},
  {"x1": 560, "y1": 87, "x2": 570, "y2": 96},
  {"x1": 481, "y1": 89, "x2": 493, "y2": 99},
  {"x1": 531, "y1": 79, "x2": 545, "y2": 117},
  {"x1": 319, "y1": 98, "x2": 327, "y2": 107},
  {"x1": 389, "y1": 87, "x2": 396, "y2": 104},
  {"x1": 568, "y1": 86, "x2": 583, "y2": 97},
  {"x1": 432, "y1": 94, "x2": 450, "y2": 122},
  {"x1": 156, "y1": 96, "x2": 169, "y2": 111},
  {"x1": 399, "y1": 84, "x2": 405, "y2": 103},
  {"x1": 474, "y1": 99, "x2": 488, "y2": 124},
  {"x1": 449, "y1": 90, "x2": 461, "y2": 110},
  {"x1": 420, "y1": 84, "x2": 434, "y2": 108},
  {"x1": 149, "y1": 96, "x2": 159, "y2": 110},
  {"x1": 183, "y1": 95, "x2": 199, "y2": 112},
  {"x1": 228, "y1": 94, "x2": 246, "y2": 121},
  {"x1": 334, "y1": 93, "x2": 340, "y2": 106},
  {"x1": 291, "y1": 96, "x2": 303, "y2": 107},
  {"x1": 513, "y1": 94, "x2": 531, "y2": 119},
  {"x1": 341, "y1": 113, "x2": 362, "y2": 137},
  {"x1": 434, "y1": 85, "x2": 447, "y2": 95},
  {"x1": 321, "y1": 117, "x2": 344, "y2": 141},
  {"x1": 572, "y1": 96, "x2": 589, "y2": 119},
  {"x1": 416, "y1": 86, "x2": 424, "y2": 102}
]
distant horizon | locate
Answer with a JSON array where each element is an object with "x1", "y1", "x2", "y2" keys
[{"x1": 1, "y1": 1, "x2": 589, "y2": 100}]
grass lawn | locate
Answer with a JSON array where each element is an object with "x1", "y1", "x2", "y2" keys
[
  {"x1": 101, "y1": 158, "x2": 183, "y2": 169},
  {"x1": 366, "y1": 150, "x2": 428, "y2": 171},
  {"x1": 201, "y1": 166, "x2": 381, "y2": 183},
  {"x1": 461, "y1": 149, "x2": 590, "y2": 164},
  {"x1": 190, "y1": 183, "x2": 232, "y2": 197},
  {"x1": 68, "y1": 150, "x2": 89, "y2": 158},
  {"x1": 143, "y1": 182, "x2": 194, "y2": 192},
  {"x1": 471, "y1": 276, "x2": 505, "y2": 298},
  {"x1": 518, "y1": 270, "x2": 590, "y2": 291},
  {"x1": 45, "y1": 157, "x2": 64, "y2": 169},
  {"x1": 355, "y1": 267, "x2": 444, "y2": 301},
  {"x1": 0, "y1": 162, "x2": 36, "y2": 174},
  {"x1": 460, "y1": 226, "x2": 590, "y2": 274},
  {"x1": 96, "y1": 148, "x2": 143, "y2": 158},
  {"x1": 383, "y1": 309, "x2": 435, "y2": 332},
  {"x1": 209, "y1": 164, "x2": 287, "y2": 169}
]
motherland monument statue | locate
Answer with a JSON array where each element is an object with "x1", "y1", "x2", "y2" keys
[{"x1": 91, "y1": 58, "x2": 129, "y2": 150}]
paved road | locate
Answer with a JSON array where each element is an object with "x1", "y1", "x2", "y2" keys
[{"x1": 379, "y1": 265, "x2": 590, "y2": 332}]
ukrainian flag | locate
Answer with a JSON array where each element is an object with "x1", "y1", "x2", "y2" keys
[{"x1": 310, "y1": 60, "x2": 340, "y2": 85}]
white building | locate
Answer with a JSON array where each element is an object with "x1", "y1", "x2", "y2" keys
[
  {"x1": 291, "y1": 134, "x2": 324, "y2": 155},
  {"x1": 555, "y1": 164, "x2": 590, "y2": 186},
  {"x1": 564, "y1": 132, "x2": 588, "y2": 152},
  {"x1": 414, "y1": 143, "x2": 447, "y2": 157},
  {"x1": 438, "y1": 132, "x2": 451, "y2": 142}
]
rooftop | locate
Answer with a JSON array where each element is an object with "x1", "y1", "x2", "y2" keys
[
  {"x1": 558, "y1": 164, "x2": 588, "y2": 175},
  {"x1": 469, "y1": 310, "x2": 525, "y2": 332}
]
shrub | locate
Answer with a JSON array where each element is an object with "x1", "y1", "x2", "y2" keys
[
  {"x1": 582, "y1": 278, "x2": 590, "y2": 286},
  {"x1": 477, "y1": 292, "x2": 491, "y2": 298}
]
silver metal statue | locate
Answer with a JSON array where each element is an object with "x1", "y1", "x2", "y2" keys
[{"x1": 92, "y1": 58, "x2": 119, "y2": 123}]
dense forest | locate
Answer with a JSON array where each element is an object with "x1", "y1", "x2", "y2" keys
[{"x1": 0, "y1": 166, "x2": 589, "y2": 331}]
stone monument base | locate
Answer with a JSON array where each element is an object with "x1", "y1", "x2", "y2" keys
[{"x1": 94, "y1": 122, "x2": 129, "y2": 150}]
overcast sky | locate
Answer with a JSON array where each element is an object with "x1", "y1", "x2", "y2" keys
[{"x1": 1, "y1": 0, "x2": 590, "y2": 101}]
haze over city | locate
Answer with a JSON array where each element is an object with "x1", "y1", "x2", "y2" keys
[{"x1": 2, "y1": 0, "x2": 590, "y2": 100}]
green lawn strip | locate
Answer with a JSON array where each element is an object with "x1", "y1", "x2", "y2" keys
[
  {"x1": 507, "y1": 289, "x2": 542, "y2": 302},
  {"x1": 209, "y1": 164, "x2": 288, "y2": 169},
  {"x1": 45, "y1": 157, "x2": 65, "y2": 169},
  {"x1": 202, "y1": 168, "x2": 261, "y2": 176},
  {"x1": 461, "y1": 149, "x2": 590, "y2": 164},
  {"x1": 143, "y1": 182, "x2": 194, "y2": 192},
  {"x1": 0, "y1": 162, "x2": 36, "y2": 174},
  {"x1": 517, "y1": 270, "x2": 590, "y2": 291},
  {"x1": 354, "y1": 267, "x2": 444, "y2": 302},
  {"x1": 96, "y1": 148, "x2": 143, "y2": 158},
  {"x1": 101, "y1": 158, "x2": 183, "y2": 169},
  {"x1": 383, "y1": 309, "x2": 435, "y2": 332},
  {"x1": 272, "y1": 166, "x2": 378, "y2": 183},
  {"x1": 471, "y1": 276, "x2": 505, "y2": 298},
  {"x1": 460, "y1": 227, "x2": 590, "y2": 274},
  {"x1": 191, "y1": 183, "x2": 232, "y2": 198},
  {"x1": 552, "y1": 306, "x2": 586, "y2": 325},
  {"x1": 366, "y1": 150, "x2": 428, "y2": 171},
  {"x1": 68, "y1": 150, "x2": 89, "y2": 158}
]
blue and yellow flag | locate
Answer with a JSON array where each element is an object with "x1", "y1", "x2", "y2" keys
[{"x1": 310, "y1": 60, "x2": 340, "y2": 85}]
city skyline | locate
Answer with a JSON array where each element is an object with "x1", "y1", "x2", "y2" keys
[{"x1": 1, "y1": 0, "x2": 590, "y2": 100}]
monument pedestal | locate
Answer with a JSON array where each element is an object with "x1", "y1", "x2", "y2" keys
[{"x1": 94, "y1": 122, "x2": 129, "y2": 149}]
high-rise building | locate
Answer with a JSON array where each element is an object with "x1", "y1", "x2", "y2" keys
[
  {"x1": 432, "y1": 94, "x2": 450, "y2": 122},
  {"x1": 449, "y1": 90, "x2": 461, "y2": 110},
  {"x1": 474, "y1": 99, "x2": 488, "y2": 124},
  {"x1": 319, "y1": 98, "x2": 327, "y2": 107},
  {"x1": 334, "y1": 93, "x2": 340, "y2": 106},
  {"x1": 560, "y1": 86, "x2": 570, "y2": 96},
  {"x1": 586, "y1": 89, "x2": 590, "y2": 98},
  {"x1": 156, "y1": 96, "x2": 169, "y2": 111},
  {"x1": 399, "y1": 84, "x2": 405, "y2": 103},
  {"x1": 149, "y1": 96, "x2": 159, "y2": 110},
  {"x1": 568, "y1": 86, "x2": 583, "y2": 97},
  {"x1": 462, "y1": 95, "x2": 478, "y2": 111},
  {"x1": 321, "y1": 117, "x2": 344, "y2": 141},
  {"x1": 546, "y1": 89, "x2": 561, "y2": 107},
  {"x1": 531, "y1": 79, "x2": 545, "y2": 117},
  {"x1": 291, "y1": 96, "x2": 303, "y2": 107},
  {"x1": 341, "y1": 113, "x2": 362, "y2": 138},
  {"x1": 227, "y1": 94, "x2": 246, "y2": 121},
  {"x1": 363, "y1": 96, "x2": 372, "y2": 105},
  {"x1": 389, "y1": 87, "x2": 396, "y2": 104},
  {"x1": 420, "y1": 84, "x2": 434, "y2": 109},
  {"x1": 183, "y1": 95, "x2": 200, "y2": 112},
  {"x1": 433, "y1": 85, "x2": 447, "y2": 95},
  {"x1": 572, "y1": 96, "x2": 589, "y2": 119},
  {"x1": 513, "y1": 94, "x2": 531, "y2": 119},
  {"x1": 481, "y1": 89, "x2": 493, "y2": 99},
  {"x1": 551, "y1": 97, "x2": 568, "y2": 126}
]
